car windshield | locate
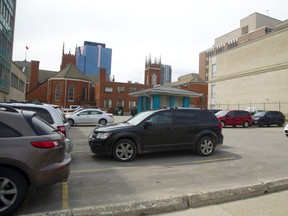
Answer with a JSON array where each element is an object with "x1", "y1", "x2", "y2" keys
[
  {"x1": 215, "y1": 110, "x2": 229, "y2": 117},
  {"x1": 126, "y1": 110, "x2": 155, "y2": 125},
  {"x1": 253, "y1": 112, "x2": 266, "y2": 117}
]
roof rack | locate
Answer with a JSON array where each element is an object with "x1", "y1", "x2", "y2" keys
[{"x1": 0, "y1": 105, "x2": 19, "y2": 113}]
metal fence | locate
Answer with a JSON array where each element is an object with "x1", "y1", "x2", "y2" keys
[{"x1": 211, "y1": 101, "x2": 288, "y2": 117}]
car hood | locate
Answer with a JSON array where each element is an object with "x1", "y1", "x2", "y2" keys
[{"x1": 95, "y1": 122, "x2": 135, "y2": 132}]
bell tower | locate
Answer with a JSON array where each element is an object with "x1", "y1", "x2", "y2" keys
[{"x1": 144, "y1": 55, "x2": 161, "y2": 85}]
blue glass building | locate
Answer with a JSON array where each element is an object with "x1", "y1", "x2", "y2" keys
[{"x1": 76, "y1": 41, "x2": 112, "y2": 77}]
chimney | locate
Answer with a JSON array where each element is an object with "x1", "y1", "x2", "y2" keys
[
  {"x1": 99, "y1": 68, "x2": 107, "y2": 82},
  {"x1": 30, "y1": 60, "x2": 39, "y2": 90}
]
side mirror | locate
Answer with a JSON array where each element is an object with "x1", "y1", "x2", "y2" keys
[{"x1": 143, "y1": 121, "x2": 152, "y2": 129}]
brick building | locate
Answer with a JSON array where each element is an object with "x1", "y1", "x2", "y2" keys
[{"x1": 14, "y1": 44, "x2": 207, "y2": 113}]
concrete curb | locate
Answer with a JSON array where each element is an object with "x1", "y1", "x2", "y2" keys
[{"x1": 21, "y1": 178, "x2": 288, "y2": 216}]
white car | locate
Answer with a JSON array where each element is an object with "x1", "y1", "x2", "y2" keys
[
  {"x1": 66, "y1": 108, "x2": 114, "y2": 126},
  {"x1": 284, "y1": 123, "x2": 288, "y2": 137}
]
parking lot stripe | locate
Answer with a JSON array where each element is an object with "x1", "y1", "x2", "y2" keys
[
  {"x1": 70, "y1": 157, "x2": 236, "y2": 174},
  {"x1": 62, "y1": 182, "x2": 69, "y2": 209}
]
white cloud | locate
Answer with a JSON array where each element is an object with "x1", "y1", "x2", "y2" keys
[{"x1": 13, "y1": 0, "x2": 288, "y2": 83}]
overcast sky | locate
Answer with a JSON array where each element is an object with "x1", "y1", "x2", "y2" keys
[{"x1": 13, "y1": 0, "x2": 288, "y2": 83}]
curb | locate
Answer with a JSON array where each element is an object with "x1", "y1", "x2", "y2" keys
[{"x1": 21, "y1": 178, "x2": 288, "y2": 216}]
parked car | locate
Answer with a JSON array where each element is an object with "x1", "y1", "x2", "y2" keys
[
  {"x1": 207, "y1": 109, "x2": 222, "y2": 115},
  {"x1": 0, "y1": 105, "x2": 71, "y2": 216},
  {"x1": 284, "y1": 123, "x2": 288, "y2": 137},
  {"x1": 215, "y1": 110, "x2": 252, "y2": 128},
  {"x1": 252, "y1": 111, "x2": 286, "y2": 127},
  {"x1": 66, "y1": 108, "x2": 114, "y2": 126},
  {"x1": 0, "y1": 102, "x2": 70, "y2": 138},
  {"x1": 88, "y1": 108, "x2": 224, "y2": 162}
]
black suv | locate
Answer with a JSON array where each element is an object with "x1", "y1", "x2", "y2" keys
[
  {"x1": 88, "y1": 108, "x2": 224, "y2": 161},
  {"x1": 252, "y1": 111, "x2": 286, "y2": 127}
]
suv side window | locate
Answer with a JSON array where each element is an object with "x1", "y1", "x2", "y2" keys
[
  {"x1": 228, "y1": 111, "x2": 235, "y2": 117},
  {"x1": 148, "y1": 112, "x2": 172, "y2": 124},
  {"x1": 173, "y1": 110, "x2": 197, "y2": 124},
  {"x1": 0, "y1": 122, "x2": 22, "y2": 137},
  {"x1": 197, "y1": 111, "x2": 218, "y2": 124}
]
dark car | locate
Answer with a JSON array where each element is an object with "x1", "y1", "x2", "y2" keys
[
  {"x1": 215, "y1": 110, "x2": 252, "y2": 128},
  {"x1": 0, "y1": 105, "x2": 71, "y2": 216},
  {"x1": 252, "y1": 111, "x2": 286, "y2": 127},
  {"x1": 88, "y1": 108, "x2": 224, "y2": 162}
]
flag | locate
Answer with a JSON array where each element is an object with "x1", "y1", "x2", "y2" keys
[{"x1": 26, "y1": 46, "x2": 29, "y2": 50}]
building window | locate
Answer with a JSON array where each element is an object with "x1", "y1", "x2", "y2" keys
[
  {"x1": 211, "y1": 84, "x2": 216, "y2": 99},
  {"x1": 19, "y1": 80, "x2": 24, "y2": 92},
  {"x1": 104, "y1": 87, "x2": 113, "y2": 93},
  {"x1": 55, "y1": 84, "x2": 60, "y2": 101},
  {"x1": 212, "y1": 64, "x2": 216, "y2": 77},
  {"x1": 129, "y1": 100, "x2": 137, "y2": 108},
  {"x1": 130, "y1": 87, "x2": 137, "y2": 93},
  {"x1": 68, "y1": 85, "x2": 74, "y2": 101},
  {"x1": 104, "y1": 99, "x2": 112, "y2": 108},
  {"x1": 117, "y1": 100, "x2": 124, "y2": 107},
  {"x1": 151, "y1": 74, "x2": 157, "y2": 85},
  {"x1": 11, "y1": 73, "x2": 18, "y2": 88},
  {"x1": 117, "y1": 86, "x2": 125, "y2": 93},
  {"x1": 80, "y1": 86, "x2": 87, "y2": 101}
]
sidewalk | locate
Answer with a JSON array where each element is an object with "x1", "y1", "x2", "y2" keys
[{"x1": 154, "y1": 190, "x2": 288, "y2": 216}]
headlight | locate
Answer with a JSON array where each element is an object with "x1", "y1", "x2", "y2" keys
[
  {"x1": 253, "y1": 117, "x2": 259, "y2": 120},
  {"x1": 96, "y1": 132, "x2": 111, "y2": 139}
]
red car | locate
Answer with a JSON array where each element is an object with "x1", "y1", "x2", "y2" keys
[{"x1": 215, "y1": 110, "x2": 252, "y2": 128}]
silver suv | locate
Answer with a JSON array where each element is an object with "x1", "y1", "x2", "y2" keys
[
  {"x1": 0, "y1": 105, "x2": 71, "y2": 216},
  {"x1": 0, "y1": 102, "x2": 70, "y2": 138}
]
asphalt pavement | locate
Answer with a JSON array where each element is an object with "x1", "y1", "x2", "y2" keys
[{"x1": 20, "y1": 115, "x2": 288, "y2": 216}]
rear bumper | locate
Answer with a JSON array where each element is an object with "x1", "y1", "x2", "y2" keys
[{"x1": 34, "y1": 153, "x2": 71, "y2": 188}]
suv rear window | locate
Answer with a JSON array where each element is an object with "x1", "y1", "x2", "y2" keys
[
  {"x1": 14, "y1": 106, "x2": 54, "y2": 124},
  {"x1": 0, "y1": 122, "x2": 22, "y2": 137},
  {"x1": 31, "y1": 116, "x2": 57, "y2": 135}
]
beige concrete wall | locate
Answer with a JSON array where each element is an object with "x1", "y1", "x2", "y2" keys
[{"x1": 208, "y1": 27, "x2": 288, "y2": 116}]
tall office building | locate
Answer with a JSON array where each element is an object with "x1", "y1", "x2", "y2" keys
[
  {"x1": 160, "y1": 64, "x2": 172, "y2": 85},
  {"x1": 76, "y1": 41, "x2": 112, "y2": 78},
  {"x1": 0, "y1": 0, "x2": 16, "y2": 101}
]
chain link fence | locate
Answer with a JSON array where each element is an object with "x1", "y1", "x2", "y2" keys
[{"x1": 211, "y1": 101, "x2": 288, "y2": 118}]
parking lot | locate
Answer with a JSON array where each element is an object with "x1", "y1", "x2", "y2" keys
[{"x1": 19, "y1": 117, "x2": 288, "y2": 215}]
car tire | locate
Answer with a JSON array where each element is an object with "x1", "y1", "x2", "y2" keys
[
  {"x1": 196, "y1": 136, "x2": 215, "y2": 156},
  {"x1": 221, "y1": 121, "x2": 226, "y2": 128},
  {"x1": 112, "y1": 139, "x2": 137, "y2": 162},
  {"x1": 243, "y1": 121, "x2": 249, "y2": 128},
  {"x1": 99, "y1": 119, "x2": 107, "y2": 125},
  {"x1": 67, "y1": 119, "x2": 74, "y2": 126},
  {"x1": 278, "y1": 120, "x2": 284, "y2": 127},
  {"x1": 0, "y1": 167, "x2": 28, "y2": 216}
]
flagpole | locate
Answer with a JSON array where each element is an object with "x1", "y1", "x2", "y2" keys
[{"x1": 25, "y1": 45, "x2": 28, "y2": 61}]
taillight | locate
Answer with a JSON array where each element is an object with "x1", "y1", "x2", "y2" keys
[
  {"x1": 218, "y1": 122, "x2": 223, "y2": 128},
  {"x1": 31, "y1": 140, "x2": 60, "y2": 149},
  {"x1": 57, "y1": 126, "x2": 67, "y2": 137}
]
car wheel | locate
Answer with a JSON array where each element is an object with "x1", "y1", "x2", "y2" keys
[
  {"x1": 243, "y1": 121, "x2": 249, "y2": 128},
  {"x1": 113, "y1": 139, "x2": 136, "y2": 162},
  {"x1": 221, "y1": 121, "x2": 226, "y2": 128},
  {"x1": 0, "y1": 167, "x2": 28, "y2": 216},
  {"x1": 67, "y1": 119, "x2": 74, "y2": 126},
  {"x1": 196, "y1": 136, "x2": 215, "y2": 156},
  {"x1": 99, "y1": 119, "x2": 107, "y2": 125},
  {"x1": 278, "y1": 120, "x2": 284, "y2": 127}
]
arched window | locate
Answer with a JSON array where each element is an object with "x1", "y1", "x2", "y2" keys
[
  {"x1": 151, "y1": 74, "x2": 157, "y2": 85},
  {"x1": 55, "y1": 84, "x2": 60, "y2": 101},
  {"x1": 68, "y1": 85, "x2": 74, "y2": 101},
  {"x1": 80, "y1": 86, "x2": 87, "y2": 101}
]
